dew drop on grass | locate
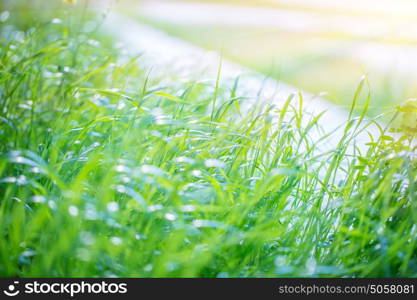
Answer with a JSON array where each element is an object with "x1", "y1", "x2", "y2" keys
[
  {"x1": 80, "y1": 231, "x2": 95, "y2": 246},
  {"x1": 106, "y1": 217, "x2": 122, "y2": 228},
  {"x1": 87, "y1": 39, "x2": 100, "y2": 47},
  {"x1": 110, "y1": 237, "x2": 122, "y2": 246},
  {"x1": 85, "y1": 203, "x2": 98, "y2": 220},
  {"x1": 48, "y1": 200, "x2": 57, "y2": 210},
  {"x1": 175, "y1": 156, "x2": 195, "y2": 165},
  {"x1": 12, "y1": 156, "x2": 24, "y2": 163},
  {"x1": 115, "y1": 185, "x2": 126, "y2": 193},
  {"x1": 21, "y1": 249, "x2": 36, "y2": 257},
  {"x1": 192, "y1": 219, "x2": 223, "y2": 228},
  {"x1": 114, "y1": 164, "x2": 130, "y2": 173},
  {"x1": 149, "y1": 130, "x2": 163, "y2": 138},
  {"x1": 117, "y1": 101, "x2": 126, "y2": 110},
  {"x1": 274, "y1": 256, "x2": 287, "y2": 267},
  {"x1": 16, "y1": 175, "x2": 27, "y2": 185},
  {"x1": 141, "y1": 164, "x2": 164, "y2": 176},
  {"x1": 204, "y1": 159, "x2": 225, "y2": 168},
  {"x1": 107, "y1": 202, "x2": 119, "y2": 212},
  {"x1": 1, "y1": 177, "x2": 17, "y2": 183},
  {"x1": 165, "y1": 261, "x2": 180, "y2": 272},
  {"x1": 30, "y1": 167, "x2": 41, "y2": 174},
  {"x1": 121, "y1": 176, "x2": 131, "y2": 183},
  {"x1": 51, "y1": 18, "x2": 62, "y2": 24},
  {"x1": 68, "y1": 205, "x2": 79, "y2": 217},
  {"x1": 144, "y1": 264, "x2": 153, "y2": 272},
  {"x1": 193, "y1": 244, "x2": 209, "y2": 253},
  {"x1": 164, "y1": 213, "x2": 177, "y2": 221},
  {"x1": 148, "y1": 204, "x2": 163, "y2": 212},
  {"x1": 150, "y1": 107, "x2": 163, "y2": 116},
  {"x1": 135, "y1": 233, "x2": 147, "y2": 240},
  {"x1": 31, "y1": 195, "x2": 46, "y2": 203},
  {"x1": 0, "y1": 11, "x2": 10, "y2": 22},
  {"x1": 114, "y1": 185, "x2": 146, "y2": 208},
  {"x1": 181, "y1": 205, "x2": 195, "y2": 212},
  {"x1": 191, "y1": 170, "x2": 202, "y2": 177}
]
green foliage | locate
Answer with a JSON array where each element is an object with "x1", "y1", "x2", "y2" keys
[{"x1": 0, "y1": 1, "x2": 416, "y2": 277}]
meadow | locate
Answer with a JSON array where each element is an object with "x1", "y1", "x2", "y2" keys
[{"x1": 0, "y1": 0, "x2": 416, "y2": 277}]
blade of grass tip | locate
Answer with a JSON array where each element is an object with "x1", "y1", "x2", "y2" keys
[
  {"x1": 154, "y1": 92, "x2": 188, "y2": 104},
  {"x1": 211, "y1": 54, "x2": 223, "y2": 121},
  {"x1": 341, "y1": 76, "x2": 366, "y2": 138},
  {"x1": 231, "y1": 76, "x2": 241, "y2": 116},
  {"x1": 297, "y1": 92, "x2": 303, "y2": 129},
  {"x1": 231, "y1": 75, "x2": 239, "y2": 98},
  {"x1": 141, "y1": 66, "x2": 153, "y2": 100},
  {"x1": 353, "y1": 76, "x2": 371, "y2": 133},
  {"x1": 278, "y1": 93, "x2": 295, "y2": 127},
  {"x1": 348, "y1": 75, "x2": 366, "y2": 120}
]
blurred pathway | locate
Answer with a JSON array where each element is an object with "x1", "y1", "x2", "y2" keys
[
  {"x1": 137, "y1": 1, "x2": 417, "y2": 76},
  {"x1": 138, "y1": 1, "x2": 417, "y2": 41}
]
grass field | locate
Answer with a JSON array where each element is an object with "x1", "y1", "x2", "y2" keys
[{"x1": 0, "y1": 0, "x2": 416, "y2": 277}]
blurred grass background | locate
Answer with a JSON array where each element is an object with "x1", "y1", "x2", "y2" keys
[{"x1": 133, "y1": 0, "x2": 417, "y2": 116}]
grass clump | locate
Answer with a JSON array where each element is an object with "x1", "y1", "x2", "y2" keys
[{"x1": 0, "y1": 1, "x2": 416, "y2": 277}]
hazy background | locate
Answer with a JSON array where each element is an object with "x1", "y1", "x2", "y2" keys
[{"x1": 128, "y1": 0, "x2": 417, "y2": 115}]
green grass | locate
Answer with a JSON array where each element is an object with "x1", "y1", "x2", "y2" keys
[{"x1": 0, "y1": 1, "x2": 416, "y2": 277}]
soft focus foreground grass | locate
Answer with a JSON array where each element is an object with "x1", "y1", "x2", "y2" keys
[{"x1": 0, "y1": 1, "x2": 416, "y2": 277}]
